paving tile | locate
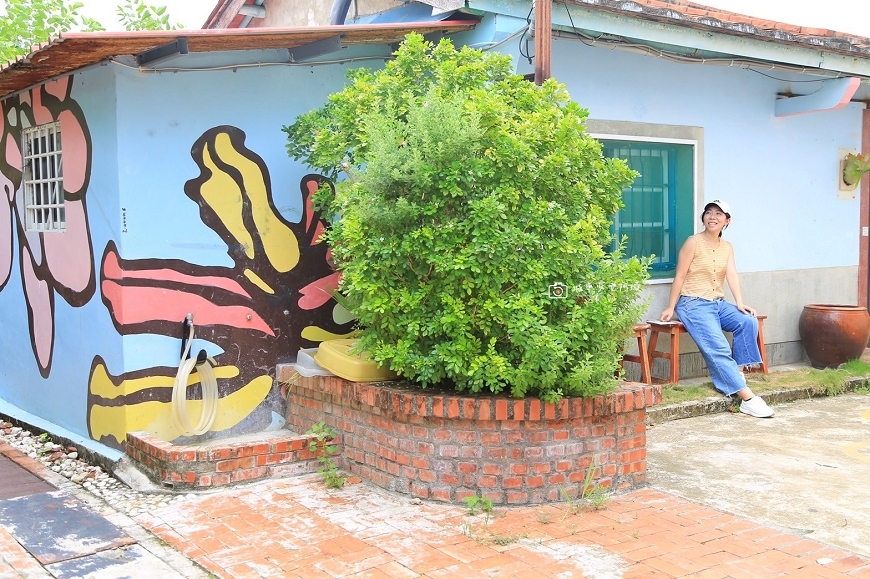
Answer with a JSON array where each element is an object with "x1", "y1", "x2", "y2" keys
[
  {"x1": 645, "y1": 554, "x2": 709, "y2": 576},
  {"x1": 346, "y1": 568, "x2": 393, "y2": 579},
  {"x1": 689, "y1": 548, "x2": 742, "y2": 569},
  {"x1": 117, "y1": 475, "x2": 870, "y2": 579},
  {"x1": 373, "y1": 560, "x2": 420, "y2": 578},
  {"x1": 45, "y1": 545, "x2": 187, "y2": 579},
  {"x1": 681, "y1": 568, "x2": 733, "y2": 578},
  {"x1": 288, "y1": 563, "x2": 335, "y2": 578},
  {"x1": 620, "y1": 562, "x2": 666, "y2": 578},
  {"x1": 776, "y1": 538, "x2": 832, "y2": 557},
  {"x1": 828, "y1": 556, "x2": 870, "y2": 573},
  {"x1": 0, "y1": 526, "x2": 51, "y2": 578},
  {"x1": 786, "y1": 565, "x2": 854, "y2": 579},
  {"x1": 0, "y1": 491, "x2": 135, "y2": 565},
  {"x1": 701, "y1": 535, "x2": 768, "y2": 558},
  {"x1": 316, "y1": 556, "x2": 356, "y2": 577},
  {"x1": 467, "y1": 550, "x2": 531, "y2": 572}
]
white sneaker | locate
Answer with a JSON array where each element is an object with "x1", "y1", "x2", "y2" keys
[{"x1": 739, "y1": 396, "x2": 775, "y2": 418}]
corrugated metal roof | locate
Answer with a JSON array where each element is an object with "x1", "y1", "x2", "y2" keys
[
  {"x1": 0, "y1": 20, "x2": 479, "y2": 100},
  {"x1": 360, "y1": 3, "x2": 460, "y2": 24}
]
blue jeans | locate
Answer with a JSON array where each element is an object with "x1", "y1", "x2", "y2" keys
[{"x1": 675, "y1": 296, "x2": 762, "y2": 396}]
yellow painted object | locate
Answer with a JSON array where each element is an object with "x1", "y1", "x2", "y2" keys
[{"x1": 313, "y1": 339, "x2": 398, "y2": 382}]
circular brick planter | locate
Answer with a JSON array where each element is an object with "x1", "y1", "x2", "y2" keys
[{"x1": 281, "y1": 370, "x2": 660, "y2": 505}]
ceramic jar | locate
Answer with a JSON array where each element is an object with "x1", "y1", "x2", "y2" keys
[{"x1": 798, "y1": 304, "x2": 870, "y2": 369}]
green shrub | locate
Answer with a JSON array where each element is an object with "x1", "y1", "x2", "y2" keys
[{"x1": 284, "y1": 34, "x2": 649, "y2": 401}]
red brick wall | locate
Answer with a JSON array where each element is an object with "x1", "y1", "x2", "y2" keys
[
  {"x1": 283, "y1": 372, "x2": 661, "y2": 505},
  {"x1": 126, "y1": 430, "x2": 322, "y2": 489}
]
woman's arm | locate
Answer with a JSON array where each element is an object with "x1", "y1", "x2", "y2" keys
[
  {"x1": 725, "y1": 244, "x2": 756, "y2": 316},
  {"x1": 660, "y1": 236, "x2": 697, "y2": 321}
]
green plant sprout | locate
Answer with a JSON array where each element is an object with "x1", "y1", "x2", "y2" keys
[
  {"x1": 560, "y1": 457, "x2": 610, "y2": 519},
  {"x1": 843, "y1": 152, "x2": 870, "y2": 187},
  {"x1": 463, "y1": 495, "x2": 494, "y2": 524},
  {"x1": 306, "y1": 422, "x2": 346, "y2": 489}
]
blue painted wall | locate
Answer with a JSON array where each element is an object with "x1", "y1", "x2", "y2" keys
[
  {"x1": 0, "y1": 46, "x2": 384, "y2": 453},
  {"x1": 534, "y1": 37, "x2": 863, "y2": 274}
]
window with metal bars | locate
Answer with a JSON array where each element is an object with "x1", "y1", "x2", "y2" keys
[
  {"x1": 601, "y1": 139, "x2": 694, "y2": 279},
  {"x1": 22, "y1": 121, "x2": 65, "y2": 233}
]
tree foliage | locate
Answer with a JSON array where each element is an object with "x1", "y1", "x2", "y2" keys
[
  {"x1": 284, "y1": 34, "x2": 650, "y2": 401},
  {"x1": 116, "y1": 0, "x2": 182, "y2": 31},
  {"x1": 0, "y1": 0, "x2": 179, "y2": 63},
  {"x1": 1, "y1": 0, "x2": 95, "y2": 62}
]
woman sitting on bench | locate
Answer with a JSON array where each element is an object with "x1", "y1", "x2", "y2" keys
[{"x1": 659, "y1": 199, "x2": 774, "y2": 418}]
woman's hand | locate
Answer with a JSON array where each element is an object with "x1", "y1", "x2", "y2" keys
[
  {"x1": 737, "y1": 303, "x2": 756, "y2": 317},
  {"x1": 660, "y1": 307, "x2": 675, "y2": 322}
]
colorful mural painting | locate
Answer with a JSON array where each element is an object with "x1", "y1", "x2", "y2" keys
[
  {"x1": 87, "y1": 126, "x2": 355, "y2": 450},
  {"x1": 0, "y1": 76, "x2": 96, "y2": 378}
]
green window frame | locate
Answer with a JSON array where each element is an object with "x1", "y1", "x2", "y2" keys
[{"x1": 601, "y1": 139, "x2": 695, "y2": 280}]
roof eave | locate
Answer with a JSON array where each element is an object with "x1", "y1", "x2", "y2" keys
[
  {"x1": 467, "y1": 0, "x2": 870, "y2": 78},
  {"x1": 0, "y1": 21, "x2": 479, "y2": 100}
]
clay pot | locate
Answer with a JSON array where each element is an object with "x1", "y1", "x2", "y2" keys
[{"x1": 798, "y1": 304, "x2": 870, "y2": 369}]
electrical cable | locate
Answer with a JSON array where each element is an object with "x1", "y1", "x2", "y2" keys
[
  {"x1": 110, "y1": 54, "x2": 392, "y2": 74},
  {"x1": 518, "y1": 4, "x2": 535, "y2": 65}
]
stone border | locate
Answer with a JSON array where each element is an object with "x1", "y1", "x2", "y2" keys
[
  {"x1": 645, "y1": 376, "x2": 870, "y2": 425},
  {"x1": 281, "y1": 369, "x2": 661, "y2": 505}
]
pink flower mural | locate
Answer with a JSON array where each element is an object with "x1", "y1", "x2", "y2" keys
[{"x1": 0, "y1": 77, "x2": 96, "y2": 377}]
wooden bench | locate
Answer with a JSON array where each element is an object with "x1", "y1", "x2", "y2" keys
[
  {"x1": 646, "y1": 314, "x2": 768, "y2": 384},
  {"x1": 619, "y1": 323, "x2": 652, "y2": 384}
]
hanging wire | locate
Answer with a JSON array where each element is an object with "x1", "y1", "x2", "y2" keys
[{"x1": 518, "y1": 3, "x2": 535, "y2": 65}]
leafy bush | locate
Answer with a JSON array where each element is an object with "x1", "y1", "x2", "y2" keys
[{"x1": 283, "y1": 34, "x2": 649, "y2": 401}]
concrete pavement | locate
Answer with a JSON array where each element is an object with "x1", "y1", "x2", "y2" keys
[{"x1": 647, "y1": 392, "x2": 870, "y2": 560}]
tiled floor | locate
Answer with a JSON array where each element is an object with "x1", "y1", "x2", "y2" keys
[
  {"x1": 135, "y1": 473, "x2": 870, "y2": 578},
  {"x1": 0, "y1": 525, "x2": 50, "y2": 579}
]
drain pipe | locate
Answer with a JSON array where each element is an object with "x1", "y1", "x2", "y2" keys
[{"x1": 329, "y1": 0, "x2": 353, "y2": 25}]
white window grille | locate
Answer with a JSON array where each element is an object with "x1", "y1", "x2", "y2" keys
[{"x1": 22, "y1": 121, "x2": 65, "y2": 232}]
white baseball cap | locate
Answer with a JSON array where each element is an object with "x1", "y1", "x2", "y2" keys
[{"x1": 704, "y1": 199, "x2": 731, "y2": 215}]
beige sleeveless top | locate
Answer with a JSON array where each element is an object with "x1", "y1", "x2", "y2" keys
[{"x1": 680, "y1": 234, "x2": 731, "y2": 300}]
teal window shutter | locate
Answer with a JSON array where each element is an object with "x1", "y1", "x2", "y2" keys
[{"x1": 601, "y1": 140, "x2": 694, "y2": 279}]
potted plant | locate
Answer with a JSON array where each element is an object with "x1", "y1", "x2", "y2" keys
[
  {"x1": 283, "y1": 34, "x2": 650, "y2": 402},
  {"x1": 842, "y1": 152, "x2": 870, "y2": 190}
]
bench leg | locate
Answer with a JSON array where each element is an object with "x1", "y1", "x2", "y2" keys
[
  {"x1": 647, "y1": 328, "x2": 680, "y2": 384},
  {"x1": 756, "y1": 321, "x2": 769, "y2": 374},
  {"x1": 638, "y1": 334, "x2": 652, "y2": 385},
  {"x1": 647, "y1": 330, "x2": 661, "y2": 382}
]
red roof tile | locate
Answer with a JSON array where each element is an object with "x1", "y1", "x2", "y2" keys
[{"x1": 568, "y1": 0, "x2": 870, "y2": 56}]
